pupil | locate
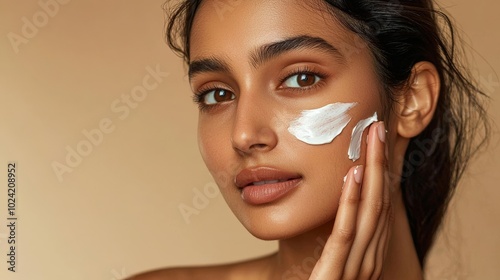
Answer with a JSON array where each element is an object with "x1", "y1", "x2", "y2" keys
[
  {"x1": 298, "y1": 74, "x2": 314, "y2": 86},
  {"x1": 215, "y1": 90, "x2": 227, "y2": 102}
]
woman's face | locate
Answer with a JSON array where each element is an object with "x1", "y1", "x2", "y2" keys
[{"x1": 189, "y1": 0, "x2": 383, "y2": 239}]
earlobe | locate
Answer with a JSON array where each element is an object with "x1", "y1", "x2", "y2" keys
[{"x1": 396, "y1": 61, "x2": 440, "y2": 138}]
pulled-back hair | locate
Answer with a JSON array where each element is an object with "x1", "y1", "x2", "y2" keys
[{"x1": 164, "y1": 0, "x2": 490, "y2": 267}]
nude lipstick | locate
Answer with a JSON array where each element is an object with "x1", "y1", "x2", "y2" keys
[{"x1": 235, "y1": 167, "x2": 302, "y2": 205}]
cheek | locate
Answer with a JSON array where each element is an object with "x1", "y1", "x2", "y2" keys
[
  {"x1": 286, "y1": 101, "x2": 378, "y2": 164},
  {"x1": 275, "y1": 132, "x2": 353, "y2": 231},
  {"x1": 297, "y1": 126, "x2": 353, "y2": 184},
  {"x1": 285, "y1": 102, "x2": 380, "y2": 210},
  {"x1": 198, "y1": 121, "x2": 226, "y2": 178},
  {"x1": 197, "y1": 118, "x2": 239, "y2": 194}
]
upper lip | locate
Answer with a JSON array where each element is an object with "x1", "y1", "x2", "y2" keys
[{"x1": 234, "y1": 166, "x2": 302, "y2": 188}]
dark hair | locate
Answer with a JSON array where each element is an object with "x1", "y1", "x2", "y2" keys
[{"x1": 164, "y1": 0, "x2": 490, "y2": 267}]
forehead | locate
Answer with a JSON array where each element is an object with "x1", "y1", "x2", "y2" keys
[{"x1": 189, "y1": 0, "x2": 356, "y2": 61}]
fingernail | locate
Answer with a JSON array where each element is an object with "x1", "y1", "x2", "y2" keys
[
  {"x1": 354, "y1": 165, "x2": 364, "y2": 184},
  {"x1": 377, "y1": 122, "x2": 386, "y2": 143}
]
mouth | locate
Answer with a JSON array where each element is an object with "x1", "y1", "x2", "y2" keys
[
  {"x1": 235, "y1": 167, "x2": 303, "y2": 205},
  {"x1": 248, "y1": 178, "x2": 292, "y2": 186}
]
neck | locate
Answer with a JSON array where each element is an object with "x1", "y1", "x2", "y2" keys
[
  {"x1": 382, "y1": 188, "x2": 423, "y2": 279},
  {"x1": 268, "y1": 189, "x2": 422, "y2": 279},
  {"x1": 274, "y1": 221, "x2": 334, "y2": 279}
]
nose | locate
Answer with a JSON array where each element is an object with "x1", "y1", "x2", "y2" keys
[{"x1": 231, "y1": 94, "x2": 278, "y2": 155}]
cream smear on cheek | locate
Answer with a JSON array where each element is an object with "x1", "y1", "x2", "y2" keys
[
  {"x1": 287, "y1": 103, "x2": 377, "y2": 162},
  {"x1": 287, "y1": 102, "x2": 357, "y2": 145},
  {"x1": 348, "y1": 112, "x2": 378, "y2": 161}
]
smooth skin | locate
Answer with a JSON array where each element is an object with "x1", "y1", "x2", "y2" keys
[{"x1": 129, "y1": 0, "x2": 440, "y2": 279}]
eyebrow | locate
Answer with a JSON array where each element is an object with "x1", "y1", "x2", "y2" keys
[
  {"x1": 188, "y1": 35, "x2": 343, "y2": 81},
  {"x1": 250, "y1": 35, "x2": 344, "y2": 68},
  {"x1": 188, "y1": 56, "x2": 230, "y2": 81}
]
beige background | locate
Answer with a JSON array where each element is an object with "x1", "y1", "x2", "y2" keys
[{"x1": 0, "y1": 0, "x2": 498, "y2": 279}]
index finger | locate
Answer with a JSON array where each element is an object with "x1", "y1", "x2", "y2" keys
[{"x1": 342, "y1": 121, "x2": 388, "y2": 276}]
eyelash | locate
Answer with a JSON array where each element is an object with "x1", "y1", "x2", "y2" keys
[
  {"x1": 192, "y1": 66, "x2": 328, "y2": 113},
  {"x1": 278, "y1": 66, "x2": 328, "y2": 91},
  {"x1": 192, "y1": 84, "x2": 228, "y2": 113}
]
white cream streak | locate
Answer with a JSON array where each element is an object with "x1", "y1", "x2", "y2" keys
[
  {"x1": 348, "y1": 112, "x2": 378, "y2": 161},
  {"x1": 288, "y1": 102, "x2": 357, "y2": 145}
]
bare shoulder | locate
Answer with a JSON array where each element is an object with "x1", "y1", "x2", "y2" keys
[
  {"x1": 126, "y1": 253, "x2": 276, "y2": 280},
  {"x1": 125, "y1": 267, "x2": 193, "y2": 280},
  {"x1": 125, "y1": 266, "x2": 207, "y2": 280}
]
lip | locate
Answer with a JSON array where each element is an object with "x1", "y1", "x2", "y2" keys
[{"x1": 235, "y1": 167, "x2": 302, "y2": 205}]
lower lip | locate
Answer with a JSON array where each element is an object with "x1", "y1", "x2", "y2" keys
[{"x1": 240, "y1": 178, "x2": 302, "y2": 205}]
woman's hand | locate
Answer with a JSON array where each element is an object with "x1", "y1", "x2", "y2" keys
[{"x1": 309, "y1": 121, "x2": 394, "y2": 280}]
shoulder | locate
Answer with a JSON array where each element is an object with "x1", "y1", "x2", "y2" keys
[
  {"x1": 125, "y1": 266, "x2": 206, "y2": 280},
  {"x1": 125, "y1": 253, "x2": 276, "y2": 280}
]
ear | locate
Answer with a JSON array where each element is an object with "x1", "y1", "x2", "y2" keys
[{"x1": 396, "y1": 61, "x2": 440, "y2": 138}]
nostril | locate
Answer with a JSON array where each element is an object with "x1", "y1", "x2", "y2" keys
[
  {"x1": 232, "y1": 142, "x2": 268, "y2": 156},
  {"x1": 231, "y1": 121, "x2": 278, "y2": 154},
  {"x1": 249, "y1": 143, "x2": 269, "y2": 151}
]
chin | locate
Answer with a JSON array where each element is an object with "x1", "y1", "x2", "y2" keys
[
  {"x1": 235, "y1": 204, "x2": 336, "y2": 241},
  {"x1": 244, "y1": 219, "x2": 335, "y2": 241},
  {"x1": 246, "y1": 225, "x2": 303, "y2": 241}
]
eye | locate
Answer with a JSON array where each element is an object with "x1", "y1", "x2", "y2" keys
[
  {"x1": 202, "y1": 88, "x2": 235, "y2": 105},
  {"x1": 282, "y1": 73, "x2": 321, "y2": 88}
]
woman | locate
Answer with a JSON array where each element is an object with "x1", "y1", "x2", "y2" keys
[{"x1": 130, "y1": 0, "x2": 490, "y2": 279}]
